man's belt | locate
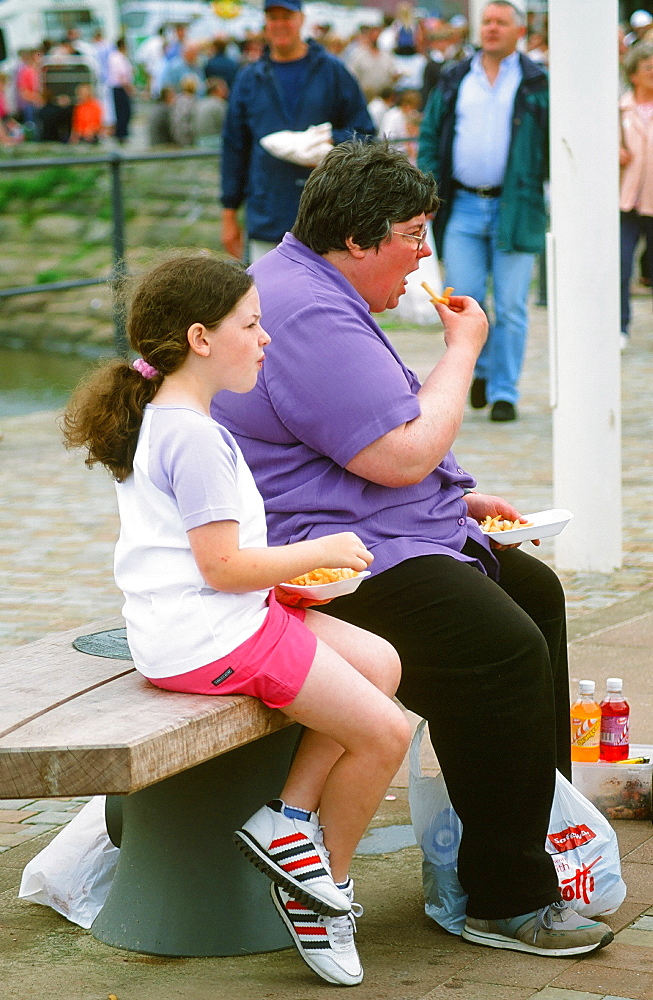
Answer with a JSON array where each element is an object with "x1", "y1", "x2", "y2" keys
[{"x1": 453, "y1": 181, "x2": 502, "y2": 198}]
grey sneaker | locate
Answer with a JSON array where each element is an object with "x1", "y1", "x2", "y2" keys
[{"x1": 462, "y1": 901, "x2": 614, "y2": 957}]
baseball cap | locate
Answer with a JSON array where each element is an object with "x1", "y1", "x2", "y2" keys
[
  {"x1": 630, "y1": 9, "x2": 653, "y2": 29},
  {"x1": 264, "y1": 0, "x2": 303, "y2": 11}
]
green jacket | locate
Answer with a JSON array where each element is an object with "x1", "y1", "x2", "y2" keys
[{"x1": 418, "y1": 53, "x2": 549, "y2": 256}]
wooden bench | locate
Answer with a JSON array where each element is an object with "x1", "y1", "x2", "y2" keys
[{"x1": 0, "y1": 616, "x2": 301, "y2": 957}]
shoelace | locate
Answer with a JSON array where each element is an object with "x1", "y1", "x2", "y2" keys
[
  {"x1": 532, "y1": 900, "x2": 568, "y2": 941},
  {"x1": 322, "y1": 903, "x2": 364, "y2": 951}
]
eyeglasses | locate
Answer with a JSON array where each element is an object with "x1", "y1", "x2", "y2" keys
[{"x1": 391, "y1": 225, "x2": 429, "y2": 252}]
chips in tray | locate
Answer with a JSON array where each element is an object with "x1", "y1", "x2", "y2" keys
[
  {"x1": 286, "y1": 567, "x2": 359, "y2": 587},
  {"x1": 480, "y1": 515, "x2": 534, "y2": 533}
]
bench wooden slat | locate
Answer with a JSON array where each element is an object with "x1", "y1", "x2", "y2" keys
[
  {"x1": 0, "y1": 618, "x2": 294, "y2": 798},
  {"x1": 0, "y1": 617, "x2": 131, "y2": 734}
]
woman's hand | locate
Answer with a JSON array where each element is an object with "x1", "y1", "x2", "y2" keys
[
  {"x1": 464, "y1": 492, "x2": 540, "y2": 549},
  {"x1": 434, "y1": 295, "x2": 488, "y2": 357}
]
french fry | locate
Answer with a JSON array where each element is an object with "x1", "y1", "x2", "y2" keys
[
  {"x1": 286, "y1": 567, "x2": 359, "y2": 587},
  {"x1": 479, "y1": 515, "x2": 534, "y2": 533},
  {"x1": 421, "y1": 280, "x2": 454, "y2": 306}
]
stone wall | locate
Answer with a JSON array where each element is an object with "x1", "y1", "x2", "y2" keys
[{"x1": 0, "y1": 149, "x2": 223, "y2": 356}]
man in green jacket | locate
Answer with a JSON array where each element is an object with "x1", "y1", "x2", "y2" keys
[{"x1": 418, "y1": 0, "x2": 548, "y2": 422}]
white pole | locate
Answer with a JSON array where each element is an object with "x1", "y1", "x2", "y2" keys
[{"x1": 548, "y1": 0, "x2": 622, "y2": 572}]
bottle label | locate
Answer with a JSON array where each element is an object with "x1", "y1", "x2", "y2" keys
[
  {"x1": 600, "y1": 716, "x2": 630, "y2": 746},
  {"x1": 571, "y1": 716, "x2": 600, "y2": 747}
]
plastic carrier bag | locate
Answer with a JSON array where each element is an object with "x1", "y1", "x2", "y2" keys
[
  {"x1": 18, "y1": 795, "x2": 119, "y2": 928},
  {"x1": 408, "y1": 720, "x2": 626, "y2": 935}
]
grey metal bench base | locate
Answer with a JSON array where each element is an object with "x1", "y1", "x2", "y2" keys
[{"x1": 92, "y1": 725, "x2": 299, "y2": 957}]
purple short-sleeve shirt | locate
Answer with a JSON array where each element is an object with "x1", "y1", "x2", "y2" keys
[{"x1": 212, "y1": 234, "x2": 495, "y2": 577}]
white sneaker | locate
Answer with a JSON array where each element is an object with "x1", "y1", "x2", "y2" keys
[
  {"x1": 234, "y1": 799, "x2": 351, "y2": 916},
  {"x1": 620, "y1": 332, "x2": 629, "y2": 351},
  {"x1": 271, "y1": 880, "x2": 364, "y2": 986}
]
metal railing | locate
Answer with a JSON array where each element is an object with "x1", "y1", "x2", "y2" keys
[{"x1": 0, "y1": 148, "x2": 220, "y2": 356}]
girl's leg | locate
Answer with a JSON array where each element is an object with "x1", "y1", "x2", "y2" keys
[
  {"x1": 280, "y1": 612, "x2": 401, "y2": 817},
  {"x1": 279, "y1": 618, "x2": 410, "y2": 884}
]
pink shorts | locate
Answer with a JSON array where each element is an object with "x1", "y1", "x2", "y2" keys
[{"x1": 146, "y1": 591, "x2": 317, "y2": 709}]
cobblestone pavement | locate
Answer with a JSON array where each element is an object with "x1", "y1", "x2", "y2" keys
[{"x1": 0, "y1": 288, "x2": 652, "y2": 999}]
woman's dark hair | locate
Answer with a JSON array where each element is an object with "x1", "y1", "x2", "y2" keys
[
  {"x1": 62, "y1": 253, "x2": 253, "y2": 482},
  {"x1": 292, "y1": 140, "x2": 439, "y2": 255}
]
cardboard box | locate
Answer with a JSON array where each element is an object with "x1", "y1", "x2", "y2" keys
[{"x1": 572, "y1": 745, "x2": 653, "y2": 821}]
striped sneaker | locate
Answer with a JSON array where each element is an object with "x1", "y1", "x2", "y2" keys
[
  {"x1": 271, "y1": 880, "x2": 364, "y2": 986},
  {"x1": 233, "y1": 799, "x2": 351, "y2": 916}
]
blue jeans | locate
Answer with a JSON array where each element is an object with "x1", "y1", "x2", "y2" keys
[
  {"x1": 443, "y1": 189, "x2": 535, "y2": 406},
  {"x1": 620, "y1": 209, "x2": 653, "y2": 335}
]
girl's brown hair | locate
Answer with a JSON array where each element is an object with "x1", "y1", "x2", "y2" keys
[{"x1": 62, "y1": 253, "x2": 253, "y2": 482}]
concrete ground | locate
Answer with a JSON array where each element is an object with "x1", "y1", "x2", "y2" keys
[{"x1": 0, "y1": 288, "x2": 652, "y2": 998}]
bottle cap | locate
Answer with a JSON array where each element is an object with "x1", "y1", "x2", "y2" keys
[
  {"x1": 579, "y1": 680, "x2": 595, "y2": 695},
  {"x1": 606, "y1": 677, "x2": 623, "y2": 691}
]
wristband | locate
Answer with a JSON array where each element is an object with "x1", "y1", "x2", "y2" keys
[{"x1": 462, "y1": 488, "x2": 477, "y2": 496}]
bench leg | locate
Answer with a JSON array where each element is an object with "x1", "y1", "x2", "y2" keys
[{"x1": 92, "y1": 725, "x2": 300, "y2": 957}]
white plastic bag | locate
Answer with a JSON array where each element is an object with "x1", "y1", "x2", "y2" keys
[
  {"x1": 259, "y1": 122, "x2": 333, "y2": 167},
  {"x1": 546, "y1": 770, "x2": 626, "y2": 916},
  {"x1": 408, "y1": 721, "x2": 626, "y2": 935},
  {"x1": 18, "y1": 795, "x2": 119, "y2": 928},
  {"x1": 392, "y1": 225, "x2": 444, "y2": 326},
  {"x1": 408, "y1": 719, "x2": 466, "y2": 934}
]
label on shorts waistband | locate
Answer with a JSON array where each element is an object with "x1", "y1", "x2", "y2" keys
[{"x1": 212, "y1": 667, "x2": 235, "y2": 686}]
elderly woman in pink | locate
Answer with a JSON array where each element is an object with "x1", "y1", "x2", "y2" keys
[{"x1": 619, "y1": 40, "x2": 653, "y2": 346}]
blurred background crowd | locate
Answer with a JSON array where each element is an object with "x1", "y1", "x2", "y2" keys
[
  {"x1": 0, "y1": 1, "x2": 552, "y2": 151},
  {"x1": 0, "y1": 4, "x2": 649, "y2": 153}
]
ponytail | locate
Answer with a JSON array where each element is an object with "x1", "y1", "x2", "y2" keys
[{"x1": 62, "y1": 359, "x2": 163, "y2": 482}]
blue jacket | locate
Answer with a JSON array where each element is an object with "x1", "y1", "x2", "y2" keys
[
  {"x1": 221, "y1": 40, "x2": 375, "y2": 243},
  {"x1": 418, "y1": 53, "x2": 549, "y2": 256}
]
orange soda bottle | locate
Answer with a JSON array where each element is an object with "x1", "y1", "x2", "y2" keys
[{"x1": 570, "y1": 680, "x2": 601, "y2": 762}]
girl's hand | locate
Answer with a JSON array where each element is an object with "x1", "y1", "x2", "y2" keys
[
  {"x1": 464, "y1": 492, "x2": 540, "y2": 549},
  {"x1": 274, "y1": 585, "x2": 333, "y2": 609},
  {"x1": 317, "y1": 532, "x2": 374, "y2": 573}
]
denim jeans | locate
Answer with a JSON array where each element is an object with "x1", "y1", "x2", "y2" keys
[
  {"x1": 620, "y1": 209, "x2": 653, "y2": 335},
  {"x1": 443, "y1": 189, "x2": 535, "y2": 406}
]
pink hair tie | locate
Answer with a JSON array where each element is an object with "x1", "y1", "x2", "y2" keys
[{"x1": 133, "y1": 358, "x2": 160, "y2": 379}]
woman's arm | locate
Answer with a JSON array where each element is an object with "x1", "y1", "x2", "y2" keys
[
  {"x1": 188, "y1": 521, "x2": 372, "y2": 593},
  {"x1": 345, "y1": 295, "x2": 488, "y2": 487}
]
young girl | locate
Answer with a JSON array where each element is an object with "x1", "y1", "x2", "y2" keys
[{"x1": 62, "y1": 253, "x2": 411, "y2": 988}]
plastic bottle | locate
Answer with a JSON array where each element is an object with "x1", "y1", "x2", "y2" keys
[
  {"x1": 600, "y1": 677, "x2": 630, "y2": 761},
  {"x1": 570, "y1": 680, "x2": 601, "y2": 762}
]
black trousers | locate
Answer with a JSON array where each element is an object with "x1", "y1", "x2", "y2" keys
[
  {"x1": 112, "y1": 87, "x2": 132, "y2": 141},
  {"x1": 320, "y1": 545, "x2": 569, "y2": 919}
]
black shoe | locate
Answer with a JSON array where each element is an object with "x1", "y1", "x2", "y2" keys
[
  {"x1": 470, "y1": 377, "x2": 487, "y2": 409},
  {"x1": 490, "y1": 401, "x2": 517, "y2": 422}
]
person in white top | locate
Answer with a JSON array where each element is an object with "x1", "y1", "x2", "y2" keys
[
  {"x1": 62, "y1": 252, "x2": 410, "y2": 988},
  {"x1": 107, "y1": 38, "x2": 134, "y2": 142}
]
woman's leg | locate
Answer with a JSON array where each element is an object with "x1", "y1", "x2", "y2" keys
[
  {"x1": 320, "y1": 554, "x2": 561, "y2": 918},
  {"x1": 621, "y1": 210, "x2": 641, "y2": 334},
  {"x1": 278, "y1": 618, "x2": 409, "y2": 884}
]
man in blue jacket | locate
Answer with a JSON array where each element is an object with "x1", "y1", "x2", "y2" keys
[
  {"x1": 221, "y1": 0, "x2": 376, "y2": 263},
  {"x1": 418, "y1": 1, "x2": 548, "y2": 422}
]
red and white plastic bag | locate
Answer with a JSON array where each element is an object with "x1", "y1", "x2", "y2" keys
[{"x1": 409, "y1": 721, "x2": 626, "y2": 934}]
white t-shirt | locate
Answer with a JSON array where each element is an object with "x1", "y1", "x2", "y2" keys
[{"x1": 114, "y1": 405, "x2": 269, "y2": 678}]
